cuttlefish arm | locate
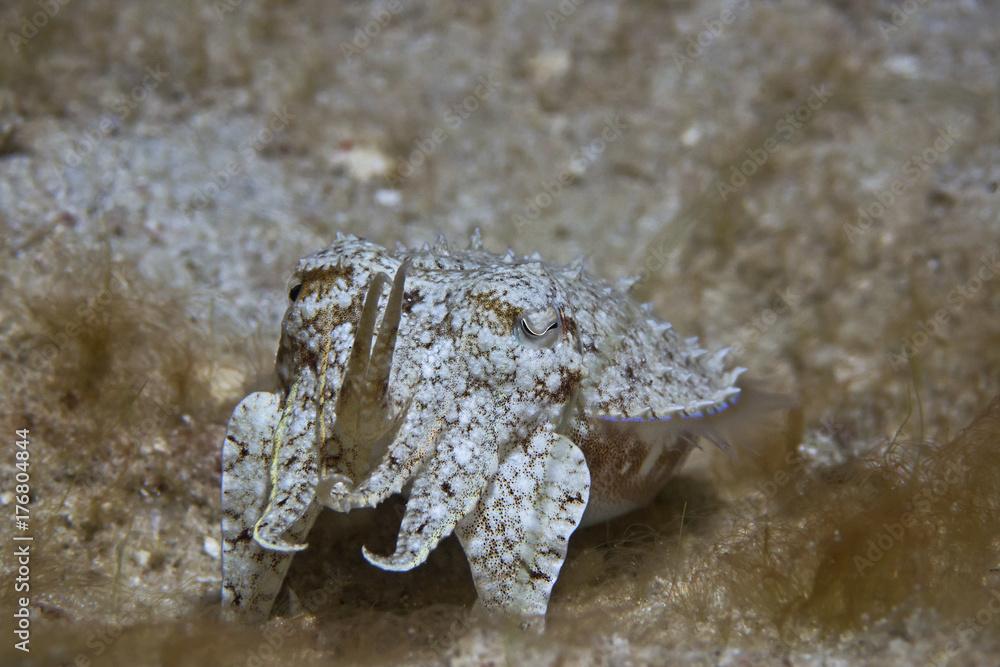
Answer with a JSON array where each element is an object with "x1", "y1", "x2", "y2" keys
[
  {"x1": 455, "y1": 426, "x2": 590, "y2": 619},
  {"x1": 220, "y1": 391, "x2": 321, "y2": 621},
  {"x1": 251, "y1": 375, "x2": 322, "y2": 552},
  {"x1": 221, "y1": 262, "x2": 407, "y2": 622},
  {"x1": 324, "y1": 258, "x2": 411, "y2": 489},
  {"x1": 360, "y1": 414, "x2": 502, "y2": 571}
]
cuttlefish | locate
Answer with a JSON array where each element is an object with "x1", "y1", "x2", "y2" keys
[{"x1": 221, "y1": 233, "x2": 752, "y2": 622}]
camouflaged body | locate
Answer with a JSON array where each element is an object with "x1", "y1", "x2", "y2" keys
[{"x1": 221, "y1": 233, "x2": 744, "y2": 622}]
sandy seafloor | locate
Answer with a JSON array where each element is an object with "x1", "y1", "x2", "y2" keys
[{"x1": 1, "y1": 1, "x2": 999, "y2": 665}]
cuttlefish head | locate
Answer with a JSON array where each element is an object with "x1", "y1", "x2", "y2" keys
[
  {"x1": 275, "y1": 242, "x2": 394, "y2": 395},
  {"x1": 444, "y1": 260, "x2": 587, "y2": 430}
]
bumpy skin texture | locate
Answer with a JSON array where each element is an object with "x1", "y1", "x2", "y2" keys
[{"x1": 221, "y1": 233, "x2": 744, "y2": 622}]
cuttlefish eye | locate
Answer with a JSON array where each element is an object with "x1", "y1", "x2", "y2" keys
[
  {"x1": 288, "y1": 283, "x2": 303, "y2": 302},
  {"x1": 515, "y1": 305, "x2": 562, "y2": 348}
]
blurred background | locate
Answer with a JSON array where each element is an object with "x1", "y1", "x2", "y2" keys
[{"x1": 1, "y1": 1, "x2": 998, "y2": 665}]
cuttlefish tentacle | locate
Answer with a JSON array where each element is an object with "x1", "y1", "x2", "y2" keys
[
  {"x1": 335, "y1": 271, "x2": 390, "y2": 430},
  {"x1": 326, "y1": 260, "x2": 411, "y2": 482},
  {"x1": 367, "y1": 258, "x2": 410, "y2": 404},
  {"x1": 455, "y1": 426, "x2": 590, "y2": 618},
  {"x1": 361, "y1": 420, "x2": 501, "y2": 571},
  {"x1": 323, "y1": 259, "x2": 425, "y2": 510}
]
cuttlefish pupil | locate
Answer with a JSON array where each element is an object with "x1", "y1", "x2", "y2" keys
[{"x1": 517, "y1": 306, "x2": 562, "y2": 346}]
